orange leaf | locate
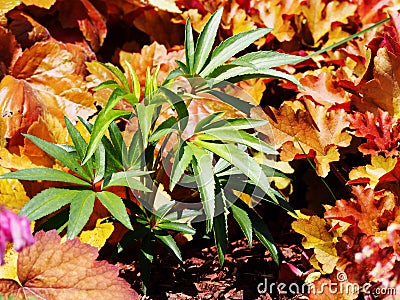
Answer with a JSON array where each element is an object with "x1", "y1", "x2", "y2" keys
[
  {"x1": 0, "y1": 230, "x2": 139, "y2": 299},
  {"x1": 21, "y1": 0, "x2": 56, "y2": 9}
]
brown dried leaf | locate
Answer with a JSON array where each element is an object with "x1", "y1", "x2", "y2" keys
[{"x1": 0, "y1": 230, "x2": 139, "y2": 299}]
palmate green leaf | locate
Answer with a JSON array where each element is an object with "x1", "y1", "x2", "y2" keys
[
  {"x1": 149, "y1": 117, "x2": 178, "y2": 144},
  {"x1": 193, "y1": 7, "x2": 223, "y2": 74},
  {"x1": 67, "y1": 190, "x2": 96, "y2": 239},
  {"x1": 235, "y1": 199, "x2": 279, "y2": 264},
  {"x1": 96, "y1": 191, "x2": 133, "y2": 230},
  {"x1": 102, "y1": 169, "x2": 152, "y2": 191},
  {"x1": 78, "y1": 117, "x2": 124, "y2": 170},
  {"x1": 23, "y1": 134, "x2": 90, "y2": 181},
  {"x1": 192, "y1": 140, "x2": 270, "y2": 194},
  {"x1": 207, "y1": 90, "x2": 254, "y2": 115},
  {"x1": 82, "y1": 109, "x2": 131, "y2": 165},
  {"x1": 93, "y1": 143, "x2": 106, "y2": 184},
  {"x1": 184, "y1": 18, "x2": 195, "y2": 73},
  {"x1": 200, "y1": 28, "x2": 271, "y2": 77},
  {"x1": 187, "y1": 143, "x2": 215, "y2": 231},
  {"x1": 197, "y1": 129, "x2": 278, "y2": 155},
  {"x1": 170, "y1": 143, "x2": 193, "y2": 191},
  {"x1": 123, "y1": 59, "x2": 141, "y2": 100},
  {"x1": 194, "y1": 112, "x2": 225, "y2": 133},
  {"x1": 96, "y1": 62, "x2": 130, "y2": 92},
  {"x1": 213, "y1": 182, "x2": 228, "y2": 265},
  {"x1": 157, "y1": 221, "x2": 196, "y2": 235},
  {"x1": 154, "y1": 230, "x2": 183, "y2": 263},
  {"x1": 200, "y1": 118, "x2": 268, "y2": 132},
  {"x1": 64, "y1": 117, "x2": 94, "y2": 179},
  {"x1": 230, "y1": 203, "x2": 252, "y2": 247},
  {"x1": 139, "y1": 232, "x2": 154, "y2": 294},
  {"x1": 0, "y1": 168, "x2": 91, "y2": 186},
  {"x1": 19, "y1": 188, "x2": 83, "y2": 221}
]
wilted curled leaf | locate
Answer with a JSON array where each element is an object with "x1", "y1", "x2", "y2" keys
[{"x1": 0, "y1": 230, "x2": 139, "y2": 299}]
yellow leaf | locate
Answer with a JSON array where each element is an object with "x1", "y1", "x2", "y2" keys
[
  {"x1": 0, "y1": 166, "x2": 30, "y2": 213},
  {"x1": 21, "y1": 0, "x2": 55, "y2": 9},
  {"x1": 349, "y1": 155, "x2": 397, "y2": 188},
  {"x1": 148, "y1": 0, "x2": 181, "y2": 13},
  {"x1": 0, "y1": 0, "x2": 20, "y2": 16},
  {"x1": 0, "y1": 245, "x2": 18, "y2": 281},
  {"x1": 315, "y1": 146, "x2": 340, "y2": 178},
  {"x1": 79, "y1": 218, "x2": 114, "y2": 250},
  {"x1": 292, "y1": 216, "x2": 339, "y2": 274}
]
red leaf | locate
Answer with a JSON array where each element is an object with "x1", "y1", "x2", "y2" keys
[{"x1": 0, "y1": 230, "x2": 139, "y2": 299}]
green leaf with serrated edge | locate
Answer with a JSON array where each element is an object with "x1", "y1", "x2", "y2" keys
[
  {"x1": 164, "y1": 209, "x2": 202, "y2": 222},
  {"x1": 139, "y1": 232, "x2": 154, "y2": 294},
  {"x1": 67, "y1": 190, "x2": 96, "y2": 239},
  {"x1": 78, "y1": 117, "x2": 124, "y2": 170},
  {"x1": 170, "y1": 143, "x2": 193, "y2": 191},
  {"x1": 82, "y1": 109, "x2": 130, "y2": 165},
  {"x1": 157, "y1": 222, "x2": 196, "y2": 235},
  {"x1": 102, "y1": 170, "x2": 151, "y2": 191},
  {"x1": 213, "y1": 182, "x2": 228, "y2": 265},
  {"x1": 64, "y1": 117, "x2": 94, "y2": 178},
  {"x1": 154, "y1": 230, "x2": 183, "y2": 263},
  {"x1": 123, "y1": 60, "x2": 141, "y2": 99},
  {"x1": 93, "y1": 80, "x2": 121, "y2": 91},
  {"x1": 149, "y1": 117, "x2": 178, "y2": 144},
  {"x1": 197, "y1": 129, "x2": 278, "y2": 155},
  {"x1": 193, "y1": 7, "x2": 223, "y2": 74},
  {"x1": 93, "y1": 143, "x2": 106, "y2": 184},
  {"x1": 231, "y1": 203, "x2": 252, "y2": 247},
  {"x1": 97, "y1": 62, "x2": 130, "y2": 92},
  {"x1": 154, "y1": 201, "x2": 175, "y2": 221},
  {"x1": 184, "y1": 18, "x2": 195, "y2": 73},
  {"x1": 213, "y1": 157, "x2": 231, "y2": 174},
  {"x1": 232, "y1": 51, "x2": 305, "y2": 70},
  {"x1": 104, "y1": 87, "x2": 127, "y2": 113},
  {"x1": 136, "y1": 103, "x2": 156, "y2": 149},
  {"x1": 175, "y1": 60, "x2": 190, "y2": 75},
  {"x1": 109, "y1": 121, "x2": 124, "y2": 161},
  {"x1": 96, "y1": 191, "x2": 133, "y2": 230},
  {"x1": 187, "y1": 143, "x2": 215, "y2": 232},
  {"x1": 237, "y1": 199, "x2": 279, "y2": 264},
  {"x1": 200, "y1": 28, "x2": 271, "y2": 77},
  {"x1": 126, "y1": 130, "x2": 143, "y2": 168},
  {"x1": 207, "y1": 90, "x2": 254, "y2": 115},
  {"x1": 163, "y1": 67, "x2": 184, "y2": 84},
  {"x1": 19, "y1": 188, "x2": 82, "y2": 220},
  {"x1": 201, "y1": 118, "x2": 267, "y2": 131},
  {"x1": 0, "y1": 168, "x2": 91, "y2": 186},
  {"x1": 193, "y1": 140, "x2": 270, "y2": 194},
  {"x1": 159, "y1": 87, "x2": 189, "y2": 131},
  {"x1": 23, "y1": 134, "x2": 90, "y2": 181},
  {"x1": 194, "y1": 112, "x2": 225, "y2": 133}
]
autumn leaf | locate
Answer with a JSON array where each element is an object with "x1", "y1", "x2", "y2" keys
[
  {"x1": 292, "y1": 215, "x2": 339, "y2": 274},
  {"x1": 265, "y1": 100, "x2": 351, "y2": 176},
  {"x1": 349, "y1": 155, "x2": 397, "y2": 188},
  {"x1": 299, "y1": 69, "x2": 351, "y2": 108},
  {"x1": 79, "y1": 218, "x2": 114, "y2": 250},
  {"x1": 0, "y1": 230, "x2": 138, "y2": 299},
  {"x1": 324, "y1": 186, "x2": 398, "y2": 235},
  {"x1": 348, "y1": 110, "x2": 400, "y2": 157},
  {"x1": 0, "y1": 166, "x2": 30, "y2": 213},
  {"x1": 300, "y1": 0, "x2": 357, "y2": 44}
]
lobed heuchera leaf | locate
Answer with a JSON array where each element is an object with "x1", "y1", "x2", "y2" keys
[
  {"x1": 0, "y1": 230, "x2": 138, "y2": 299},
  {"x1": 347, "y1": 110, "x2": 400, "y2": 157}
]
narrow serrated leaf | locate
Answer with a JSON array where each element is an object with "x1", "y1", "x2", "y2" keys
[
  {"x1": 67, "y1": 190, "x2": 96, "y2": 239},
  {"x1": 19, "y1": 188, "x2": 82, "y2": 221},
  {"x1": 170, "y1": 143, "x2": 193, "y2": 191},
  {"x1": 184, "y1": 18, "x2": 195, "y2": 73},
  {"x1": 200, "y1": 28, "x2": 271, "y2": 76},
  {"x1": 193, "y1": 7, "x2": 223, "y2": 74},
  {"x1": 231, "y1": 203, "x2": 252, "y2": 246},
  {"x1": 207, "y1": 90, "x2": 254, "y2": 115},
  {"x1": 23, "y1": 134, "x2": 90, "y2": 181},
  {"x1": 157, "y1": 222, "x2": 196, "y2": 235},
  {"x1": 0, "y1": 168, "x2": 91, "y2": 186},
  {"x1": 96, "y1": 191, "x2": 133, "y2": 230},
  {"x1": 154, "y1": 230, "x2": 182, "y2": 263}
]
